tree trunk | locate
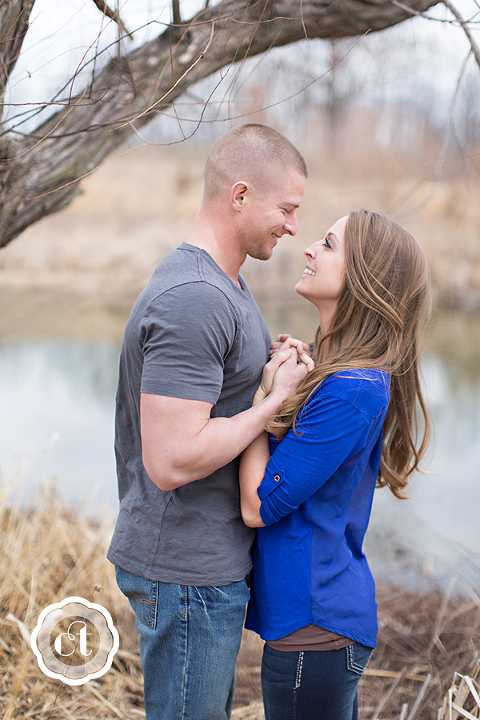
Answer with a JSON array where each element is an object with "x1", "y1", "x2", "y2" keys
[{"x1": 0, "y1": 0, "x2": 439, "y2": 248}]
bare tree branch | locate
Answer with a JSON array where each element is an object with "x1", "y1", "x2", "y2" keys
[
  {"x1": 0, "y1": 0, "x2": 35, "y2": 104},
  {"x1": 0, "y1": 0, "x2": 441, "y2": 248},
  {"x1": 388, "y1": 48, "x2": 472, "y2": 217},
  {"x1": 90, "y1": 0, "x2": 132, "y2": 39},
  {"x1": 172, "y1": 0, "x2": 182, "y2": 27},
  {"x1": 443, "y1": 0, "x2": 480, "y2": 71}
]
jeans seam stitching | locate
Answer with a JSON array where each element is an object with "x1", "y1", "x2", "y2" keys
[
  {"x1": 152, "y1": 580, "x2": 157, "y2": 629},
  {"x1": 181, "y1": 585, "x2": 188, "y2": 720},
  {"x1": 131, "y1": 593, "x2": 155, "y2": 606},
  {"x1": 294, "y1": 651, "x2": 304, "y2": 689},
  {"x1": 347, "y1": 643, "x2": 367, "y2": 674}
]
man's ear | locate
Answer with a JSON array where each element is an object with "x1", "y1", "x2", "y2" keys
[{"x1": 230, "y1": 181, "x2": 249, "y2": 211}]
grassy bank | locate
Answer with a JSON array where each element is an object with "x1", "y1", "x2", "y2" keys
[{"x1": 1, "y1": 481, "x2": 479, "y2": 719}]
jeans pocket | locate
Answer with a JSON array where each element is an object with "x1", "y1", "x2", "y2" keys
[
  {"x1": 115, "y1": 565, "x2": 158, "y2": 630},
  {"x1": 346, "y1": 642, "x2": 373, "y2": 676}
]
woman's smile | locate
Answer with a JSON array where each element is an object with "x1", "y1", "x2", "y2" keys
[{"x1": 295, "y1": 215, "x2": 347, "y2": 329}]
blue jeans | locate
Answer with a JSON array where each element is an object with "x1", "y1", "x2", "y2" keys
[
  {"x1": 115, "y1": 566, "x2": 250, "y2": 720},
  {"x1": 261, "y1": 642, "x2": 373, "y2": 720}
]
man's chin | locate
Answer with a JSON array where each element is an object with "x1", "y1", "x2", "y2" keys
[{"x1": 249, "y1": 249, "x2": 273, "y2": 262}]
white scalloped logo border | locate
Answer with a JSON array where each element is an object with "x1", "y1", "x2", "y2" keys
[{"x1": 30, "y1": 596, "x2": 119, "y2": 686}]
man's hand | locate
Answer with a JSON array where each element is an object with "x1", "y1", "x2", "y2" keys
[{"x1": 269, "y1": 333, "x2": 312, "y2": 358}]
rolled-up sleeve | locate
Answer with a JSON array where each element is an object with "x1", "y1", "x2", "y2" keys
[{"x1": 259, "y1": 395, "x2": 371, "y2": 526}]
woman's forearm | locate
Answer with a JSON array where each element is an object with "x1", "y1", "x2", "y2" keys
[
  {"x1": 239, "y1": 431, "x2": 270, "y2": 528},
  {"x1": 239, "y1": 348, "x2": 314, "y2": 527}
]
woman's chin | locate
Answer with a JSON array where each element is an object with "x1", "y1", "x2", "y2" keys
[
  {"x1": 295, "y1": 282, "x2": 311, "y2": 302},
  {"x1": 295, "y1": 281, "x2": 305, "y2": 296}
]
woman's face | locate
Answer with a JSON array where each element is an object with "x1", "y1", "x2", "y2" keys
[{"x1": 295, "y1": 215, "x2": 347, "y2": 314}]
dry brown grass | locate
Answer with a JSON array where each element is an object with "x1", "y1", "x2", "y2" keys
[
  {"x1": 0, "y1": 480, "x2": 144, "y2": 719},
  {"x1": 1, "y1": 474, "x2": 480, "y2": 719},
  {"x1": 360, "y1": 584, "x2": 480, "y2": 719}
]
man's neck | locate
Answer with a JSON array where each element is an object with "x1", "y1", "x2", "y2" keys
[{"x1": 186, "y1": 215, "x2": 245, "y2": 287}]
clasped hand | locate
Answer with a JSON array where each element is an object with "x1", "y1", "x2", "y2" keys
[{"x1": 254, "y1": 336, "x2": 314, "y2": 405}]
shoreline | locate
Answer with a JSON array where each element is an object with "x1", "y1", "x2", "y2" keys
[
  {"x1": 1, "y1": 144, "x2": 480, "y2": 316},
  {"x1": 1, "y1": 273, "x2": 480, "y2": 314}
]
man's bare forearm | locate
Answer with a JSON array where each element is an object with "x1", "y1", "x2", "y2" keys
[{"x1": 141, "y1": 389, "x2": 288, "y2": 492}]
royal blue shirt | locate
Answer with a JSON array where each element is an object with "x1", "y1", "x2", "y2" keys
[{"x1": 245, "y1": 369, "x2": 390, "y2": 649}]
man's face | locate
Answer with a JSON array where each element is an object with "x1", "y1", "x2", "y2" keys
[{"x1": 237, "y1": 169, "x2": 306, "y2": 261}]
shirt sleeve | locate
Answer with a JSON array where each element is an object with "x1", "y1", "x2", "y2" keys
[
  {"x1": 139, "y1": 282, "x2": 237, "y2": 404},
  {"x1": 259, "y1": 394, "x2": 371, "y2": 525}
]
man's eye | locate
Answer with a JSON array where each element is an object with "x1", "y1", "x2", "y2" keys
[{"x1": 283, "y1": 208, "x2": 291, "y2": 215}]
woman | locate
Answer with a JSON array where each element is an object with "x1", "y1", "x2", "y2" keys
[{"x1": 239, "y1": 210, "x2": 431, "y2": 720}]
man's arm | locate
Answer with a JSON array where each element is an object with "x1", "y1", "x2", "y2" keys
[{"x1": 141, "y1": 348, "x2": 308, "y2": 491}]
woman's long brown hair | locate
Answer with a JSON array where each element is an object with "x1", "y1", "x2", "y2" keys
[{"x1": 267, "y1": 210, "x2": 432, "y2": 499}]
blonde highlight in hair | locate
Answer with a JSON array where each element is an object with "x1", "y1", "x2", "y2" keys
[{"x1": 267, "y1": 210, "x2": 432, "y2": 499}]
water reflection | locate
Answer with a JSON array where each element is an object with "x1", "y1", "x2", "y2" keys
[
  {"x1": 0, "y1": 299, "x2": 479, "y2": 586},
  {"x1": 0, "y1": 340, "x2": 121, "y2": 511}
]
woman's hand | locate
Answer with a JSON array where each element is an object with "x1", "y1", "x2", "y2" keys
[
  {"x1": 269, "y1": 334, "x2": 312, "y2": 359},
  {"x1": 253, "y1": 346, "x2": 314, "y2": 405},
  {"x1": 272, "y1": 348, "x2": 314, "y2": 397}
]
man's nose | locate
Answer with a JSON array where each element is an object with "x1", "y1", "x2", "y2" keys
[{"x1": 284, "y1": 212, "x2": 298, "y2": 236}]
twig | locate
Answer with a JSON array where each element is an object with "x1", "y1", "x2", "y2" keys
[
  {"x1": 117, "y1": 20, "x2": 215, "y2": 129},
  {"x1": 427, "y1": 575, "x2": 457, "y2": 654},
  {"x1": 371, "y1": 668, "x2": 406, "y2": 720},
  {"x1": 364, "y1": 668, "x2": 434, "y2": 683},
  {"x1": 406, "y1": 673, "x2": 432, "y2": 720},
  {"x1": 390, "y1": 0, "x2": 461, "y2": 23},
  {"x1": 90, "y1": 0, "x2": 132, "y2": 39},
  {"x1": 443, "y1": 0, "x2": 480, "y2": 71},
  {"x1": 389, "y1": 48, "x2": 471, "y2": 217},
  {"x1": 172, "y1": 0, "x2": 182, "y2": 25},
  {"x1": 85, "y1": 684, "x2": 126, "y2": 719}
]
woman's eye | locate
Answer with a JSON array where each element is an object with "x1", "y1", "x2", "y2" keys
[{"x1": 323, "y1": 237, "x2": 331, "y2": 249}]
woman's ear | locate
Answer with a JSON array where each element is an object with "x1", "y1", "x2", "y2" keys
[{"x1": 230, "y1": 181, "x2": 249, "y2": 211}]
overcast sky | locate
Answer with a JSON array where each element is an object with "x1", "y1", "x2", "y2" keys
[{"x1": 4, "y1": 0, "x2": 480, "y2": 141}]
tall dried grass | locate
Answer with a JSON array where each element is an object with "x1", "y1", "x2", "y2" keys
[
  {"x1": 1, "y1": 474, "x2": 479, "y2": 719},
  {"x1": 0, "y1": 478, "x2": 143, "y2": 719}
]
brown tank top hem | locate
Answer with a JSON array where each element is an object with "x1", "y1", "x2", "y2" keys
[{"x1": 266, "y1": 624, "x2": 354, "y2": 652}]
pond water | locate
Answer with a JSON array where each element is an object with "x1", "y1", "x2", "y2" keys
[{"x1": 0, "y1": 292, "x2": 479, "y2": 588}]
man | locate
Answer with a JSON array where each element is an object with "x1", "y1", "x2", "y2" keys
[{"x1": 107, "y1": 124, "x2": 307, "y2": 719}]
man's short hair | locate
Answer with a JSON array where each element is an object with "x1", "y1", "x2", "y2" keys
[{"x1": 203, "y1": 124, "x2": 307, "y2": 202}]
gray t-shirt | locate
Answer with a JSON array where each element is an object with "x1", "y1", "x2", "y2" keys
[{"x1": 107, "y1": 243, "x2": 270, "y2": 585}]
